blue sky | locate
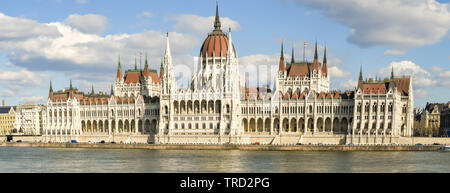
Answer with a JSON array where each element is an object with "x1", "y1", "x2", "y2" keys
[{"x1": 0, "y1": 0, "x2": 449, "y2": 108}]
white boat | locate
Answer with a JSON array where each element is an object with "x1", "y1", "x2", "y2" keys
[{"x1": 444, "y1": 145, "x2": 450, "y2": 151}]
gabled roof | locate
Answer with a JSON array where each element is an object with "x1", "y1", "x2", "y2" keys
[{"x1": 0, "y1": 106, "x2": 16, "y2": 114}]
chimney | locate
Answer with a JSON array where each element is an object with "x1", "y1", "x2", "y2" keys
[{"x1": 2, "y1": 99, "x2": 5, "y2": 107}]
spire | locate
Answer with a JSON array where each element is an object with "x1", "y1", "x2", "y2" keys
[
  {"x1": 314, "y1": 41, "x2": 318, "y2": 60},
  {"x1": 391, "y1": 65, "x2": 394, "y2": 80},
  {"x1": 279, "y1": 40, "x2": 285, "y2": 72},
  {"x1": 359, "y1": 65, "x2": 363, "y2": 82},
  {"x1": 116, "y1": 54, "x2": 123, "y2": 80},
  {"x1": 227, "y1": 28, "x2": 233, "y2": 58},
  {"x1": 322, "y1": 46, "x2": 328, "y2": 75},
  {"x1": 159, "y1": 56, "x2": 164, "y2": 78},
  {"x1": 145, "y1": 53, "x2": 149, "y2": 68},
  {"x1": 91, "y1": 85, "x2": 95, "y2": 95},
  {"x1": 134, "y1": 56, "x2": 137, "y2": 70},
  {"x1": 49, "y1": 80, "x2": 53, "y2": 93},
  {"x1": 312, "y1": 41, "x2": 319, "y2": 70},
  {"x1": 291, "y1": 46, "x2": 295, "y2": 64},
  {"x1": 69, "y1": 79, "x2": 73, "y2": 90},
  {"x1": 214, "y1": 1, "x2": 221, "y2": 31},
  {"x1": 165, "y1": 32, "x2": 171, "y2": 57},
  {"x1": 110, "y1": 84, "x2": 114, "y2": 96}
]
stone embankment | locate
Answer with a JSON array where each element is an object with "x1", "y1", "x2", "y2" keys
[{"x1": 0, "y1": 142, "x2": 444, "y2": 151}]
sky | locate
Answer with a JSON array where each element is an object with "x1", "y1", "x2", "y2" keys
[{"x1": 0, "y1": 0, "x2": 449, "y2": 108}]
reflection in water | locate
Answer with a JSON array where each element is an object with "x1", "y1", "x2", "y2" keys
[{"x1": 0, "y1": 147, "x2": 449, "y2": 173}]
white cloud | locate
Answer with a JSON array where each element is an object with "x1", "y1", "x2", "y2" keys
[
  {"x1": 172, "y1": 14, "x2": 241, "y2": 37},
  {"x1": 414, "y1": 89, "x2": 429, "y2": 98},
  {"x1": 0, "y1": 90, "x2": 15, "y2": 97},
  {"x1": 337, "y1": 79, "x2": 358, "y2": 91},
  {"x1": 377, "y1": 60, "x2": 442, "y2": 89},
  {"x1": 328, "y1": 66, "x2": 351, "y2": 78},
  {"x1": 137, "y1": 12, "x2": 154, "y2": 18},
  {"x1": 19, "y1": 96, "x2": 44, "y2": 103},
  {"x1": 290, "y1": 0, "x2": 450, "y2": 50},
  {"x1": 64, "y1": 14, "x2": 107, "y2": 35},
  {"x1": 0, "y1": 13, "x2": 61, "y2": 40},
  {"x1": 239, "y1": 54, "x2": 280, "y2": 88},
  {"x1": 0, "y1": 69, "x2": 49, "y2": 90},
  {"x1": 383, "y1": 48, "x2": 407, "y2": 56}
]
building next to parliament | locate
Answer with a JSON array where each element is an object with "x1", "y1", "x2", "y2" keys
[{"x1": 25, "y1": 5, "x2": 414, "y2": 144}]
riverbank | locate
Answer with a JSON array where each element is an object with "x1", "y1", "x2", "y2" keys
[{"x1": 0, "y1": 142, "x2": 445, "y2": 151}]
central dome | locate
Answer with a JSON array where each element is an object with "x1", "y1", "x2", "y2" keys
[{"x1": 199, "y1": 4, "x2": 235, "y2": 58}]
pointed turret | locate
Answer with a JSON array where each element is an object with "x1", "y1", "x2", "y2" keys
[
  {"x1": 116, "y1": 55, "x2": 123, "y2": 80},
  {"x1": 110, "y1": 84, "x2": 114, "y2": 96},
  {"x1": 91, "y1": 85, "x2": 95, "y2": 95},
  {"x1": 359, "y1": 65, "x2": 363, "y2": 82},
  {"x1": 69, "y1": 79, "x2": 73, "y2": 90},
  {"x1": 49, "y1": 80, "x2": 53, "y2": 100},
  {"x1": 391, "y1": 65, "x2": 394, "y2": 80},
  {"x1": 227, "y1": 28, "x2": 234, "y2": 58},
  {"x1": 159, "y1": 56, "x2": 164, "y2": 78},
  {"x1": 291, "y1": 46, "x2": 295, "y2": 64},
  {"x1": 312, "y1": 41, "x2": 319, "y2": 70},
  {"x1": 279, "y1": 41, "x2": 285, "y2": 72},
  {"x1": 322, "y1": 47, "x2": 328, "y2": 76},
  {"x1": 134, "y1": 56, "x2": 137, "y2": 70},
  {"x1": 49, "y1": 80, "x2": 53, "y2": 93},
  {"x1": 143, "y1": 53, "x2": 150, "y2": 77},
  {"x1": 214, "y1": 2, "x2": 221, "y2": 31}
]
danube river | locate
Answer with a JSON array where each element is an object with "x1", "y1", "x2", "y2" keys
[{"x1": 0, "y1": 147, "x2": 449, "y2": 172}]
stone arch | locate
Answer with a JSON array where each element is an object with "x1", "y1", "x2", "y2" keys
[
  {"x1": 180, "y1": 100, "x2": 186, "y2": 114},
  {"x1": 341, "y1": 118, "x2": 348, "y2": 133},
  {"x1": 131, "y1": 119, "x2": 136, "y2": 133},
  {"x1": 208, "y1": 100, "x2": 214, "y2": 114},
  {"x1": 249, "y1": 118, "x2": 256, "y2": 132},
  {"x1": 333, "y1": 118, "x2": 340, "y2": 132},
  {"x1": 273, "y1": 118, "x2": 280, "y2": 133},
  {"x1": 282, "y1": 118, "x2": 289, "y2": 132},
  {"x1": 307, "y1": 118, "x2": 314, "y2": 132},
  {"x1": 194, "y1": 100, "x2": 200, "y2": 114},
  {"x1": 93, "y1": 120, "x2": 97, "y2": 133},
  {"x1": 144, "y1": 119, "x2": 151, "y2": 133},
  {"x1": 290, "y1": 118, "x2": 297, "y2": 132},
  {"x1": 118, "y1": 120, "x2": 124, "y2": 133},
  {"x1": 81, "y1": 120, "x2": 86, "y2": 132},
  {"x1": 104, "y1": 120, "x2": 109, "y2": 133},
  {"x1": 98, "y1": 120, "x2": 103, "y2": 133},
  {"x1": 87, "y1": 120, "x2": 92, "y2": 133},
  {"x1": 257, "y1": 118, "x2": 263, "y2": 132},
  {"x1": 242, "y1": 118, "x2": 248, "y2": 132},
  {"x1": 264, "y1": 118, "x2": 271, "y2": 132},
  {"x1": 298, "y1": 118, "x2": 305, "y2": 133},
  {"x1": 317, "y1": 117, "x2": 324, "y2": 132},
  {"x1": 111, "y1": 120, "x2": 116, "y2": 133},
  {"x1": 174, "y1": 101, "x2": 179, "y2": 114},
  {"x1": 201, "y1": 100, "x2": 207, "y2": 114},
  {"x1": 215, "y1": 100, "x2": 221, "y2": 113},
  {"x1": 187, "y1": 100, "x2": 193, "y2": 114},
  {"x1": 151, "y1": 119, "x2": 157, "y2": 134},
  {"x1": 325, "y1": 117, "x2": 332, "y2": 132}
]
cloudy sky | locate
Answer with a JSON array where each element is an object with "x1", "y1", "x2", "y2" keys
[{"x1": 0, "y1": 0, "x2": 449, "y2": 108}]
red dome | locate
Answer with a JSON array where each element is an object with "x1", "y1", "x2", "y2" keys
[
  {"x1": 200, "y1": 31, "x2": 235, "y2": 58},
  {"x1": 199, "y1": 4, "x2": 235, "y2": 58}
]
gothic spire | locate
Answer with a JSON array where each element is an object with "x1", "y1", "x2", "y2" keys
[
  {"x1": 49, "y1": 80, "x2": 53, "y2": 93},
  {"x1": 214, "y1": 1, "x2": 221, "y2": 31},
  {"x1": 145, "y1": 53, "x2": 149, "y2": 68},
  {"x1": 291, "y1": 46, "x2": 295, "y2": 64},
  {"x1": 69, "y1": 79, "x2": 73, "y2": 90},
  {"x1": 322, "y1": 46, "x2": 328, "y2": 75},
  {"x1": 91, "y1": 85, "x2": 94, "y2": 95},
  {"x1": 279, "y1": 40, "x2": 285, "y2": 72},
  {"x1": 110, "y1": 84, "x2": 114, "y2": 96},
  {"x1": 134, "y1": 56, "x2": 137, "y2": 70},
  {"x1": 314, "y1": 41, "x2": 318, "y2": 60},
  {"x1": 118, "y1": 54, "x2": 121, "y2": 69},
  {"x1": 391, "y1": 65, "x2": 394, "y2": 80},
  {"x1": 359, "y1": 65, "x2": 363, "y2": 82},
  {"x1": 312, "y1": 40, "x2": 319, "y2": 70}
]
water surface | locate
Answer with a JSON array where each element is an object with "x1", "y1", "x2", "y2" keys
[{"x1": 0, "y1": 147, "x2": 449, "y2": 172}]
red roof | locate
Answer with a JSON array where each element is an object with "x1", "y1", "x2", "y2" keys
[{"x1": 200, "y1": 31, "x2": 235, "y2": 58}]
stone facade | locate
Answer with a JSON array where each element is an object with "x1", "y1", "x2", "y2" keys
[
  {"x1": 39, "y1": 5, "x2": 414, "y2": 145},
  {"x1": 14, "y1": 102, "x2": 46, "y2": 135},
  {"x1": 0, "y1": 104, "x2": 16, "y2": 135}
]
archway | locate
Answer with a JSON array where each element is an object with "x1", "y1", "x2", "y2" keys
[
  {"x1": 317, "y1": 118, "x2": 323, "y2": 132},
  {"x1": 257, "y1": 118, "x2": 263, "y2": 132},
  {"x1": 242, "y1": 118, "x2": 248, "y2": 132}
]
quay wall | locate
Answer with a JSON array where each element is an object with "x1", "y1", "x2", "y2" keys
[
  {"x1": 2, "y1": 135, "x2": 450, "y2": 146},
  {"x1": 0, "y1": 142, "x2": 444, "y2": 151}
]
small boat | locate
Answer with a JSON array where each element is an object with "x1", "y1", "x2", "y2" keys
[{"x1": 443, "y1": 145, "x2": 450, "y2": 151}]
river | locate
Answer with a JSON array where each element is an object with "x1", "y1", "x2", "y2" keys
[{"x1": 0, "y1": 147, "x2": 449, "y2": 172}]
